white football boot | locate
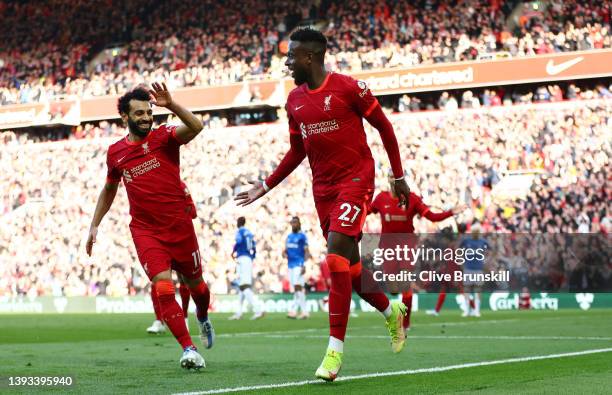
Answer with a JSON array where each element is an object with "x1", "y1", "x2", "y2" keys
[
  {"x1": 180, "y1": 346, "x2": 205, "y2": 370},
  {"x1": 146, "y1": 320, "x2": 165, "y2": 334}
]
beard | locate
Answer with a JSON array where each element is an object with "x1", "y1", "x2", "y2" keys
[
  {"x1": 292, "y1": 69, "x2": 307, "y2": 85},
  {"x1": 127, "y1": 118, "x2": 151, "y2": 138}
]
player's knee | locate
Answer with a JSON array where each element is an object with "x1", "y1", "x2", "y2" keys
[
  {"x1": 153, "y1": 279, "x2": 175, "y2": 301},
  {"x1": 182, "y1": 276, "x2": 203, "y2": 288},
  {"x1": 349, "y1": 262, "x2": 362, "y2": 280},
  {"x1": 294, "y1": 285, "x2": 302, "y2": 292},
  {"x1": 188, "y1": 279, "x2": 209, "y2": 295},
  {"x1": 327, "y1": 231, "x2": 355, "y2": 258},
  {"x1": 326, "y1": 253, "x2": 350, "y2": 272},
  {"x1": 152, "y1": 270, "x2": 173, "y2": 283}
]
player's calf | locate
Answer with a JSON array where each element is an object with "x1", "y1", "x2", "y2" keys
[{"x1": 153, "y1": 278, "x2": 193, "y2": 350}]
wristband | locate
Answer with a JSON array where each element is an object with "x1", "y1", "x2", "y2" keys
[{"x1": 262, "y1": 181, "x2": 270, "y2": 192}]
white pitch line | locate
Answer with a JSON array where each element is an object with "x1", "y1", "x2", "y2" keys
[
  {"x1": 217, "y1": 328, "x2": 321, "y2": 338},
  {"x1": 173, "y1": 347, "x2": 612, "y2": 395},
  {"x1": 216, "y1": 319, "x2": 521, "y2": 338},
  {"x1": 256, "y1": 335, "x2": 612, "y2": 341}
]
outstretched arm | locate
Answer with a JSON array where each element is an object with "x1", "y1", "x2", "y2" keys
[
  {"x1": 424, "y1": 204, "x2": 468, "y2": 222},
  {"x1": 234, "y1": 133, "x2": 306, "y2": 206},
  {"x1": 149, "y1": 82, "x2": 203, "y2": 144},
  {"x1": 263, "y1": 133, "x2": 306, "y2": 191},
  {"x1": 86, "y1": 182, "x2": 119, "y2": 256}
]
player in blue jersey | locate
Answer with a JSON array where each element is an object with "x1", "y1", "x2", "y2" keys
[
  {"x1": 284, "y1": 216, "x2": 311, "y2": 319},
  {"x1": 459, "y1": 223, "x2": 490, "y2": 317},
  {"x1": 230, "y1": 217, "x2": 265, "y2": 320}
]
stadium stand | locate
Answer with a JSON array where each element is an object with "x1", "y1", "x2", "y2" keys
[{"x1": 1, "y1": 0, "x2": 610, "y2": 104}]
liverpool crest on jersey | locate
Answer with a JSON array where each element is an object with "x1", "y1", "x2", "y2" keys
[{"x1": 324, "y1": 95, "x2": 332, "y2": 111}]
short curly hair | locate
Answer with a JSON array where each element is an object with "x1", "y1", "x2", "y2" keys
[
  {"x1": 117, "y1": 87, "x2": 150, "y2": 116},
  {"x1": 289, "y1": 27, "x2": 327, "y2": 47}
]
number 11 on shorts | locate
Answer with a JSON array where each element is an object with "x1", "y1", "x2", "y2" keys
[{"x1": 191, "y1": 250, "x2": 201, "y2": 271}]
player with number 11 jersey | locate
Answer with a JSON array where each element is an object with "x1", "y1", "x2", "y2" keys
[{"x1": 86, "y1": 84, "x2": 214, "y2": 370}]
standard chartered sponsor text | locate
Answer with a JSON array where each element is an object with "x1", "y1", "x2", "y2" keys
[
  {"x1": 365, "y1": 67, "x2": 474, "y2": 91},
  {"x1": 130, "y1": 158, "x2": 160, "y2": 178},
  {"x1": 306, "y1": 120, "x2": 339, "y2": 135}
]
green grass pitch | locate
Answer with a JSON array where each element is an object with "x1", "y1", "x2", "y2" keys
[{"x1": 2, "y1": 309, "x2": 611, "y2": 394}]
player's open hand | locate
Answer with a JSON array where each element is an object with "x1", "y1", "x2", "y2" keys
[
  {"x1": 234, "y1": 181, "x2": 266, "y2": 206},
  {"x1": 452, "y1": 204, "x2": 468, "y2": 215},
  {"x1": 149, "y1": 82, "x2": 173, "y2": 108},
  {"x1": 86, "y1": 226, "x2": 98, "y2": 256},
  {"x1": 393, "y1": 178, "x2": 411, "y2": 207}
]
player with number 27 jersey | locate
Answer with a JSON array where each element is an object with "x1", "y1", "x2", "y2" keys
[
  {"x1": 273, "y1": 72, "x2": 400, "y2": 240},
  {"x1": 235, "y1": 29, "x2": 409, "y2": 381}
]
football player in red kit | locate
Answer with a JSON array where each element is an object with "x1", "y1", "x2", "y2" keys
[
  {"x1": 86, "y1": 84, "x2": 214, "y2": 370},
  {"x1": 236, "y1": 28, "x2": 410, "y2": 381},
  {"x1": 370, "y1": 170, "x2": 466, "y2": 330}
]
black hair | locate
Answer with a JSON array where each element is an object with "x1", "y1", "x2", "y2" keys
[
  {"x1": 289, "y1": 27, "x2": 327, "y2": 48},
  {"x1": 237, "y1": 216, "x2": 246, "y2": 227},
  {"x1": 291, "y1": 216, "x2": 300, "y2": 221},
  {"x1": 117, "y1": 87, "x2": 151, "y2": 116}
]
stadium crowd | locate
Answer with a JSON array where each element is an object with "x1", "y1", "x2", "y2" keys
[
  {"x1": 323, "y1": 0, "x2": 610, "y2": 71},
  {"x1": 1, "y1": 97, "x2": 610, "y2": 297},
  {"x1": 1, "y1": 0, "x2": 610, "y2": 105}
]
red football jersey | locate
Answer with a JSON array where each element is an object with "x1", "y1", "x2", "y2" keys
[
  {"x1": 370, "y1": 191, "x2": 431, "y2": 233},
  {"x1": 285, "y1": 72, "x2": 379, "y2": 201},
  {"x1": 106, "y1": 125, "x2": 194, "y2": 238}
]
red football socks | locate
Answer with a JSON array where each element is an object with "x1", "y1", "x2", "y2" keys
[
  {"x1": 154, "y1": 280, "x2": 193, "y2": 349},
  {"x1": 402, "y1": 290, "x2": 413, "y2": 329},
  {"x1": 179, "y1": 282, "x2": 191, "y2": 317},
  {"x1": 327, "y1": 254, "x2": 352, "y2": 341},
  {"x1": 435, "y1": 291, "x2": 447, "y2": 312},
  {"x1": 350, "y1": 262, "x2": 390, "y2": 313},
  {"x1": 151, "y1": 287, "x2": 162, "y2": 321},
  {"x1": 189, "y1": 280, "x2": 210, "y2": 322}
]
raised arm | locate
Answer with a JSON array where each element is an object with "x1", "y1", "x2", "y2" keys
[
  {"x1": 86, "y1": 182, "x2": 119, "y2": 256},
  {"x1": 149, "y1": 82, "x2": 203, "y2": 144}
]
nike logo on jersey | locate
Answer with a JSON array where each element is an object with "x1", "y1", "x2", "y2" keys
[
  {"x1": 340, "y1": 222, "x2": 353, "y2": 227},
  {"x1": 295, "y1": 105, "x2": 305, "y2": 111},
  {"x1": 545, "y1": 57, "x2": 584, "y2": 75},
  {"x1": 117, "y1": 155, "x2": 127, "y2": 163}
]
